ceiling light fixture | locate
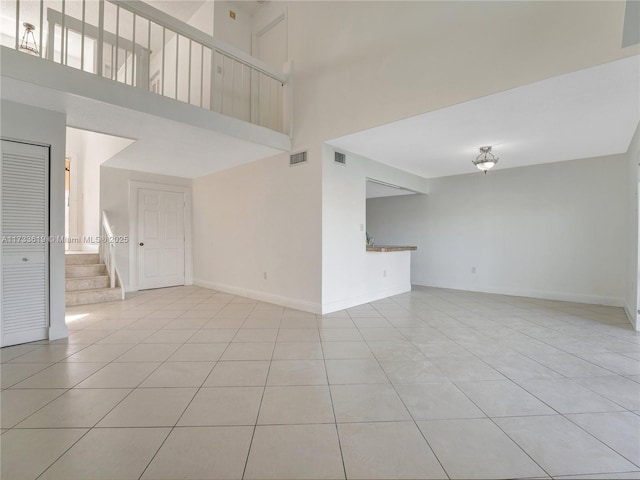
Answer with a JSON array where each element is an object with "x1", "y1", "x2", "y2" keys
[
  {"x1": 473, "y1": 146, "x2": 498, "y2": 173},
  {"x1": 19, "y1": 22, "x2": 39, "y2": 56}
]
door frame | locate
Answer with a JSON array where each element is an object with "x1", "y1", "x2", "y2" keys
[
  {"x1": 252, "y1": 10, "x2": 287, "y2": 64},
  {"x1": 129, "y1": 180, "x2": 192, "y2": 292}
]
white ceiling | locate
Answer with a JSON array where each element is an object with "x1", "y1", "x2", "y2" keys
[{"x1": 328, "y1": 56, "x2": 640, "y2": 179}]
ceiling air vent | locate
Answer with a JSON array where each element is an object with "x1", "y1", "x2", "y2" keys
[
  {"x1": 290, "y1": 151, "x2": 308, "y2": 166},
  {"x1": 334, "y1": 152, "x2": 346, "y2": 165}
]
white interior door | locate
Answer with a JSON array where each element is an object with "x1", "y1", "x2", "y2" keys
[
  {"x1": 1, "y1": 140, "x2": 49, "y2": 347},
  {"x1": 137, "y1": 188, "x2": 185, "y2": 290}
]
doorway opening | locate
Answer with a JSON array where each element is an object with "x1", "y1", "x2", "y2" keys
[{"x1": 63, "y1": 127, "x2": 133, "y2": 308}]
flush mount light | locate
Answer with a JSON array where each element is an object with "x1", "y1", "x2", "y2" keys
[
  {"x1": 473, "y1": 146, "x2": 499, "y2": 173},
  {"x1": 19, "y1": 22, "x2": 39, "y2": 56}
]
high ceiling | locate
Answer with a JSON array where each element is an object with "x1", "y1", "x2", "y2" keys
[
  {"x1": 329, "y1": 56, "x2": 640, "y2": 179},
  {"x1": 2, "y1": 1, "x2": 638, "y2": 181}
]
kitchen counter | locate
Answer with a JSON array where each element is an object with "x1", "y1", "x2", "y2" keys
[{"x1": 366, "y1": 245, "x2": 417, "y2": 252}]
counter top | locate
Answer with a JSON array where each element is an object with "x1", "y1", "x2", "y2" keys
[{"x1": 366, "y1": 245, "x2": 417, "y2": 252}]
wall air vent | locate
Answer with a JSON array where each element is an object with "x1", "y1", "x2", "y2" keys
[
  {"x1": 290, "y1": 151, "x2": 308, "y2": 166},
  {"x1": 334, "y1": 152, "x2": 346, "y2": 165}
]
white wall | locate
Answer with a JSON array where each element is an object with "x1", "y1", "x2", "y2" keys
[
  {"x1": 214, "y1": 1, "x2": 253, "y2": 54},
  {"x1": 192, "y1": 148, "x2": 323, "y2": 312},
  {"x1": 322, "y1": 146, "x2": 427, "y2": 312},
  {"x1": 100, "y1": 166, "x2": 192, "y2": 291},
  {"x1": 367, "y1": 154, "x2": 630, "y2": 308},
  {"x1": 626, "y1": 123, "x2": 640, "y2": 329},
  {"x1": 65, "y1": 128, "x2": 82, "y2": 248},
  {"x1": 189, "y1": 1, "x2": 215, "y2": 37},
  {"x1": 251, "y1": 2, "x2": 288, "y2": 71},
  {"x1": 0, "y1": 100, "x2": 67, "y2": 340},
  {"x1": 287, "y1": 2, "x2": 637, "y2": 147}
]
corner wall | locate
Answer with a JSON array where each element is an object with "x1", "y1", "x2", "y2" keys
[
  {"x1": 367, "y1": 155, "x2": 629, "y2": 308},
  {"x1": 192, "y1": 149, "x2": 323, "y2": 312},
  {"x1": 626, "y1": 123, "x2": 640, "y2": 329},
  {"x1": 1, "y1": 100, "x2": 67, "y2": 340},
  {"x1": 322, "y1": 146, "x2": 427, "y2": 313}
]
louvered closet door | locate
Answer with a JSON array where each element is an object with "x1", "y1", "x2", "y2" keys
[{"x1": 1, "y1": 140, "x2": 49, "y2": 347}]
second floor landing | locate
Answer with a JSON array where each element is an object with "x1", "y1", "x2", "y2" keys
[
  {"x1": 1, "y1": 47, "x2": 290, "y2": 178},
  {"x1": 0, "y1": 0, "x2": 290, "y2": 178}
]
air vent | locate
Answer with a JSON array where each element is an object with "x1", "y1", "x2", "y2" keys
[
  {"x1": 290, "y1": 151, "x2": 308, "y2": 166},
  {"x1": 334, "y1": 152, "x2": 346, "y2": 165}
]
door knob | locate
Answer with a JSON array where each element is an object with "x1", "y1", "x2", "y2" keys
[{"x1": 139, "y1": 242, "x2": 144, "y2": 246}]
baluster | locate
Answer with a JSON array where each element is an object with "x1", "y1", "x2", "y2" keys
[
  {"x1": 39, "y1": 0, "x2": 43, "y2": 58},
  {"x1": 97, "y1": 0, "x2": 104, "y2": 76},
  {"x1": 161, "y1": 27, "x2": 165, "y2": 96},
  {"x1": 61, "y1": 0, "x2": 65, "y2": 63},
  {"x1": 175, "y1": 34, "x2": 179, "y2": 100},
  {"x1": 131, "y1": 13, "x2": 136, "y2": 86},
  {"x1": 115, "y1": 4, "x2": 120, "y2": 81},
  {"x1": 200, "y1": 46, "x2": 204, "y2": 108},
  {"x1": 15, "y1": 0, "x2": 20, "y2": 50},
  {"x1": 81, "y1": 0, "x2": 85, "y2": 70},
  {"x1": 188, "y1": 39, "x2": 192, "y2": 105}
]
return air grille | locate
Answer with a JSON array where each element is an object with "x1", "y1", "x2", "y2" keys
[
  {"x1": 290, "y1": 151, "x2": 308, "y2": 166},
  {"x1": 334, "y1": 152, "x2": 346, "y2": 165}
]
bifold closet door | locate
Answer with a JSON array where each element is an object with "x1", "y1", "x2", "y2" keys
[{"x1": 1, "y1": 139, "x2": 49, "y2": 347}]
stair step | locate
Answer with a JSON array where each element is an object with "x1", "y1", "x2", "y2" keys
[
  {"x1": 66, "y1": 275, "x2": 110, "y2": 292},
  {"x1": 66, "y1": 264, "x2": 107, "y2": 278},
  {"x1": 65, "y1": 253, "x2": 100, "y2": 265},
  {"x1": 65, "y1": 287, "x2": 123, "y2": 307}
]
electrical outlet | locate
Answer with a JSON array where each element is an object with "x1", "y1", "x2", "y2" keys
[
  {"x1": 360, "y1": 224, "x2": 364, "y2": 232},
  {"x1": 471, "y1": 266, "x2": 476, "y2": 274},
  {"x1": 383, "y1": 270, "x2": 387, "y2": 278},
  {"x1": 263, "y1": 272, "x2": 267, "y2": 280}
]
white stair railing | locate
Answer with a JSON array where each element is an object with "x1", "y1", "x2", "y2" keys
[
  {"x1": 99, "y1": 211, "x2": 125, "y2": 299},
  {"x1": 2, "y1": 0, "x2": 290, "y2": 135}
]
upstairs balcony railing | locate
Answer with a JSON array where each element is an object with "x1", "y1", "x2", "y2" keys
[{"x1": 1, "y1": 0, "x2": 289, "y2": 134}]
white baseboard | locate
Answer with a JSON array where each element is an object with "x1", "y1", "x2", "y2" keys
[
  {"x1": 412, "y1": 279, "x2": 625, "y2": 308},
  {"x1": 321, "y1": 283, "x2": 412, "y2": 315},
  {"x1": 49, "y1": 323, "x2": 68, "y2": 341},
  {"x1": 123, "y1": 278, "x2": 193, "y2": 294},
  {"x1": 193, "y1": 278, "x2": 322, "y2": 314}
]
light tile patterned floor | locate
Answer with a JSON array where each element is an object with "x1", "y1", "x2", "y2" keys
[{"x1": 2, "y1": 285, "x2": 640, "y2": 480}]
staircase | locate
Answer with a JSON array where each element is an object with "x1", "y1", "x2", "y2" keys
[{"x1": 65, "y1": 253, "x2": 123, "y2": 306}]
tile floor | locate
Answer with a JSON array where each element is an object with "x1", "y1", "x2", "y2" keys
[{"x1": 1, "y1": 285, "x2": 640, "y2": 480}]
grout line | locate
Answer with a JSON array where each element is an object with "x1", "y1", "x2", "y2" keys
[
  {"x1": 346, "y1": 302, "x2": 452, "y2": 480},
  {"x1": 318, "y1": 330, "x2": 348, "y2": 480},
  {"x1": 241, "y1": 301, "x2": 276, "y2": 480}
]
